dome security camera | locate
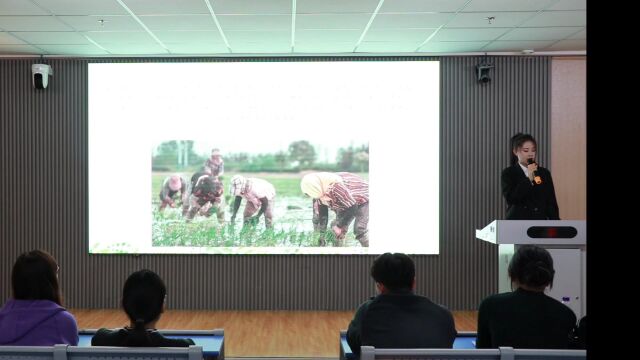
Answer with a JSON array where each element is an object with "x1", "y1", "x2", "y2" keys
[
  {"x1": 476, "y1": 64, "x2": 494, "y2": 83},
  {"x1": 32, "y1": 64, "x2": 53, "y2": 89}
]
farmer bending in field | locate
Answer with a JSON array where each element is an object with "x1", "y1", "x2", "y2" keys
[
  {"x1": 186, "y1": 173, "x2": 225, "y2": 223},
  {"x1": 300, "y1": 172, "x2": 369, "y2": 247},
  {"x1": 203, "y1": 148, "x2": 224, "y2": 179},
  {"x1": 229, "y1": 175, "x2": 276, "y2": 229},
  {"x1": 158, "y1": 175, "x2": 189, "y2": 216}
]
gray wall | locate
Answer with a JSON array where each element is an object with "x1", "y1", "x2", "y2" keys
[{"x1": 0, "y1": 56, "x2": 550, "y2": 310}]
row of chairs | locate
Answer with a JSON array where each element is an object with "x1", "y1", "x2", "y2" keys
[
  {"x1": 356, "y1": 347, "x2": 587, "y2": 360},
  {"x1": 0, "y1": 344, "x2": 203, "y2": 360},
  {"x1": 1, "y1": 334, "x2": 587, "y2": 360},
  {"x1": 1, "y1": 344, "x2": 588, "y2": 360}
]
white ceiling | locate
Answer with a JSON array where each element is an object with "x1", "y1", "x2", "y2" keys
[{"x1": 0, "y1": 0, "x2": 586, "y2": 56}]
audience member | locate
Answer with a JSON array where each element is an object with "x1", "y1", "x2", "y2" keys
[
  {"x1": 346, "y1": 253, "x2": 457, "y2": 354},
  {"x1": 0, "y1": 250, "x2": 78, "y2": 345},
  {"x1": 91, "y1": 269, "x2": 194, "y2": 347},
  {"x1": 476, "y1": 245, "x2": 576, "y2": 349}
]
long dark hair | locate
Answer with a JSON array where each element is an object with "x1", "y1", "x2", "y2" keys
[
  {"x1": 508, "y1": 245, "x2": 555, "y2": 289},
  {"x1": 510, "y1": 133, "x2": 538, "y2": 165},
  {"x1": 121, "y1": 269, "x2": 166, "y2": 346},
  {"x1": 12, "y1": 250, "x2": 62, "y2": 305}
]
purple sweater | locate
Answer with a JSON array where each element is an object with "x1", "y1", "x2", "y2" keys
[{"x1": 0, "y1": 299, "x2": 78, "y2": 345}]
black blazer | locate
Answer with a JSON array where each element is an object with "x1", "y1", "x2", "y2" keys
[{"x1": 501, "y1": 164, "x2": 560, "y2": 220}]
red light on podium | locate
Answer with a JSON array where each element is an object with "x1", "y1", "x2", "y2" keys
[{"x1": 527, "y1": 226, "x2": 577, "y2": 238}]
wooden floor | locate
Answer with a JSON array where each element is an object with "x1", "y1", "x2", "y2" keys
[{"x1": 70, "y1": 309, "x2": 478, "y2": 358}]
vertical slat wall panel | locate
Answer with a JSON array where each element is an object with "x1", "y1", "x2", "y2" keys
[
  {"x1": 0, "y1": 56, "x2": 550, "y2": 310},
  {"x1": 439, "y1": 56, "x2": 550, "y2": 307}
]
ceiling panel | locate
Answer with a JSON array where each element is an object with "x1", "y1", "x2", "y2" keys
[
  {"x1": 446, "y1": 12, "x2": 535, "y2": 28},
  {"x1": 36, "y1": 44, "x2": 109, "y2": 55},
  {"x1": 545, "y1": 39, "x2": 585, "y2": 51},
  {"x1": 294, "y1": 41, "x2": 355, "y2": 53},
  {"x1": 369, "y1": 13, "x2": 451, "y2": 29},
  {"x1": 379, "y1": 0, "x2": 470, "y2": 13},
  {"x1": 0, "y1": 31, "x2": 26, "y2": 44},
  {"x1": 0, "y1": 44, "x2": 42, "y2": 53},
  {"x1": 212, "y1": 0, "x2": 291, "y2": 15},
  {"x1": 522, "y1": 10, "x2": 586, "y2": 27},
  {"x1": 419, "y1": 41, "x2": 490, "y2": 52},
  {"x1": 99, "y1": 42, "x2": 169, "y2": 54},
  {"x1": 296, "y1": 29, "x2": 361, "y2": 43},
  {"x1": 463, "y1": 0, "x2": 555, "y2": 12},
  {"x1": 14, "y1": 31, "x2": 90, "y2": 44},
  {"x1": 547, "y1": 0, "x2": 586, "y2": 11},
  {"x1": 217, "y1": 14, "x2": 291, "y2": 31},
  {"x1": 482, "y1": 40, "x2": 556, "y2": 51},
  {"x1": 0, "y1": 0, "x2": 587, "y2": 56},
  {"x1": 357, "y1": 41, "x2": 423, "y2": 52},
  {"x1": 568, "y1": 29, "x2": 585, "y2": 39},
  {"x1": 139, "y1": 15, "x2": 217, "y2": 31},
  {"x1": 0, "y1": 16, "x2": 73, "y2": 31},
  {"x1": 431, "y1": 28, "x2": 509, "y2": 41},
  {"x1": 165, "y1": 42, "x2": 230, "y2": 54},
  {"x1": 0, "y1": 0, "x2": 49, "y2": 15},
  {"x1": 153, "y1": 31, "x2": 224, "y2": 44},
  {"x1": 225, "y1": 30, "x2": 290, "y2": 43},
  {"x1": 365, "y1": 29, "x2": 437, "y2": 42},
  {"x1": 297, "y1": 0, "x2": 381, "y2": 14},
  {"x1": 500, "y1": 27, "x2": 583, "y2": 41},
  {"x1": 84, "y1": 31, "x2": 155, "y2": 44},
  {"x1": 121, "y1": 0, "x2": 209, "y2": 15},
  {"x1": 230, "y1": 42, "x2": 291, "y2": 53},
  {"x1": 32, "y1": 0, "x2": 128, "y2": 15},
  {"x1": 296, "y1": 13, "x2": 372, "y2": 30},
  {"x1": 57, "y1": 15, "x2": 141, "y2": 31}
]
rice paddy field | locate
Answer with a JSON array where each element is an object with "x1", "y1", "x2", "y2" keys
[{"x1": 151, "y1": 172, "x2": 368, "y2": 248}]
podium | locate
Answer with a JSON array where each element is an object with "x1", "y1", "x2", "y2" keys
[{"x1": 476, "y1": 220, "x2": 586, "y2": 318}]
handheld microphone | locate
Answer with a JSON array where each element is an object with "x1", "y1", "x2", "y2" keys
[{"x1": 527, "y1": 158, "x2": 543, "y2": 185}]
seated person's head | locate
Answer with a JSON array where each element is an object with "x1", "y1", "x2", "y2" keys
[
  {"x1": 12, "y1": 250, "x2": 62, "y2": 305},
  {"x1": 508, "y1": 245, "x2": 555, "y2": 291},
  {"x1": 370, "y1": 253, "x2": 415, "y2": 294},
  {"x1": 121, "y1": 269, "x2": 166, "y2": 345}
]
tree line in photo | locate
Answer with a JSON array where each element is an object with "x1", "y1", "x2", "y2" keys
[{"x1": 152, "y1": 140, "x2": 369, "y2": 173}]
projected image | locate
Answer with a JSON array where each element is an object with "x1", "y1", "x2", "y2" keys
[
  {"x1": 88, "y1": 61, "x2": 439, "y2": 255},
  {"x1": 152, "y1": 140, "x2": 369, "y2": 249}
]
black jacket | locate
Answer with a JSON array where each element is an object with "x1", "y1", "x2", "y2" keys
[
  {"x1": 501, "y1": 164, "x2": 560, "y2": 220},
  {"x1": 91, "y1": 328, "x2": 195, "y2": 347},
  {"x1": 346, "y1": 291, "x2": 457, "y2": 354},
  {"x1": 476, "y1": 288, "x2": 577, "y2": 349}
]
